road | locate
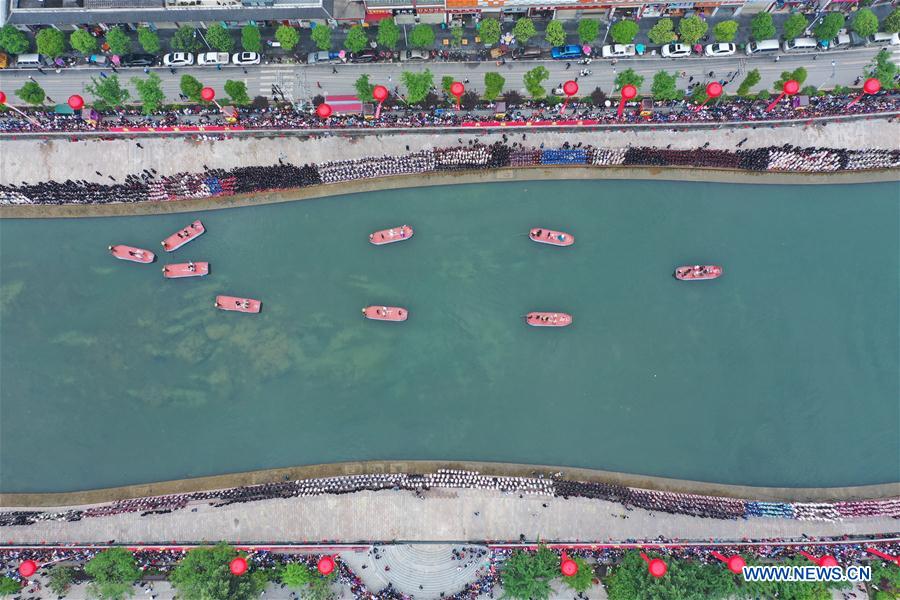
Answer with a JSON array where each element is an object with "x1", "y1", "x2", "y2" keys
[{"x1": 0, "y1": 46, "x2": 896, "y2": 106}]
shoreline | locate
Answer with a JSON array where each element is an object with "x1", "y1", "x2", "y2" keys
[{"x1": 2, "y1": 165, "x2": 899, "y2": 219}]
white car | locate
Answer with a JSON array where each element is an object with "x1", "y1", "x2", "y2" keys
[
  {"x1": 232, "y1": 52, "x2": 261, "y2": 65},
  {"x1": 601, "y1": 44, "x2": 636, "y2": 58},
  {"x1": 660, "y1": 43, "x2": 692, "y2": 58},
  {"x1": 704, "y1": 43, "x2": 736, "y2": 57},
  {"x1": 868, "y1": 32, "x2": 900, "y2": 46},
  {"x1": 399, "y1": 49, "x2": 430, "y2": 62},
  {"x1": 197, "y1": 52, "x2": 230, "y2": 66},
  {"x1": 162, "y1": 52, "x2": 194, "y2": 67}
]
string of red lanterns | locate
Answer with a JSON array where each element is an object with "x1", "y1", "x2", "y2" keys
[{"x1": 617, "y1": 85, "x2": 637, "y2": 119}]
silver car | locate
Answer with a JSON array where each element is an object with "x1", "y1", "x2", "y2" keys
[
  {"x1": 197, "y1": 52, "x2": 230, "y2": 66},
  {"x1": 399, "y1": 49, "x2": 430, "y2": 62}
]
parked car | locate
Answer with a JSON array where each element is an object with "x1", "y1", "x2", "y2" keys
[
  {"x1": 398, "y1": 49, "x2": 430, "y2": 62},
  {"x1": 163, "y1": 52, "x2": 194, "y2": 67},
  {"x1": 306, "y1": 50, "x2": 342, "y2": 64},
  {"x1": 515, "y1": 46, "x2": 543, "y2": 59},
  {"x1": 551, "y1": 45, "x2": 583, "y2": 59},
  {"x1": 349, "y1": 49, "x2": 378, "y2": 63},
  {"x1": 197, "y1": 52, "x2": 229, "y2": 66},
  {"x1": 121, "y1": 53, "x2": 156, "y2": 67},
  {"x1": 601, "y1": 44, "x2": 636, "y2": 58},
  {"x1": 781, "y1": 37, "x2": 817, "y2": 52},
  {"x1": 232, "y1": 52, "x2": 261, "y2": 65},
  {"x1": 824, "y1": 30, "x2": 851, "y2": 49},
  {"x1": 14, "y1": 53, "x2": 45, "y2": 68},
  {"x1": 745, "y1": 39, "x2": 780, "y2": 55},
  {"x1": 704, "y1": 43, "x2": 736, "y2": 57},
  {"x1": 87, "y1": 54, "x2": 108, "y2": 66},
  {"x1": 660, "y1": 43, "x2": 692, "y2": 58},
  {"x1": 868, "y1": 31, "x2": 900, "y2": 46},
  {"x1": 0, "y1": 52, "x2": 7, "y2": 69}
]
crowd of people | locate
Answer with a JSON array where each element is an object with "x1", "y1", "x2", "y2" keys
[{"x1": 2, "y1": 143, "x2": 898, "y2": 206}]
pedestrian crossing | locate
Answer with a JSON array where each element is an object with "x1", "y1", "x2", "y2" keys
[{"x1": 257, "y1": 67, "x2": 296, "y2": 101}]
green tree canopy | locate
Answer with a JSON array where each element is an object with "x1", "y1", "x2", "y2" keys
[
  {"x1": 647, "y1": 18, "x2": 676, "y2": 44},
  {"x1": 275, "y1": 25, "x2": 300, "y2": 50},
  {"x1": 651, "y1": 70, "x2": 682, "y2": 100},
  {"x1": 0, "y1": 577, "x2": 19, "y2": 597},
  {"x1": 441, "y1": 75, "x2": 454, "y2": 95},
  {"x1": 743, "y1": 557, "x2": 850, "y2": 600},
  {"x1": 224, "y1": 79, "x2": 250, "y2": 105},
  {"x1": 512, "y1": 17, "x2": 536, "y2": 44},
  {"x1": 782, "y1": 13, "x2": 809, "y2": 40},
  {"x1": 606, "y1": 552, "x2": 736, "y2": 600},
  {"x1": 678, "y1": 16, "x2": 708, "y2": 44},
  {"x1": 36, "y1": 27, "x2": 66, "y2": 57},
  {"x1": 408, "y1": 24, "x2": 435, "y2": 48},
  {"x1": 615, "y1": 68, "x2": 644, "y2": 91},
  {"x1": 450, "y1": 25, "x2": 464, "y2": 47},
  {"x1": 814, "y1": 12, "x2": 845, "y2": 41},
  {"x1": 867, "y1": 49, "x2": 898, "y2": 90},
  {"x1": 577, "y1": 19, "x2": 599, "y2": 44},
  {"x1": 737, "y1": 68, "x2": 761, "y2": 96},
  {"x1": 172, "y1": 26, "x2": 201, "y2": 52},
  {"x1": 545, "y1": 20, "x2": 566, "y2": 46},
  {"x1": 84, "y1": 547, "x2": 141, "y2": 600},
  {"x1": 0, "y1": 24, "x2": 30, "y2": 55},
  {"x1": 180, "y1": 74, "x2": 204, "y2": 102},
  {"x1": 499, "y1": 546, "x2": 559, "y2": 600},
  {"x1": 401, "y1": 69, "x2": 434, "y2": 104},
  {"x1": 354, "y1": 73, "x2": 375, "y2": 101},
  {"x1": 774, "y1": 66, "x2": 807, "y2": 90},
  {"x1": 750, "y1": 12, "x2": 776, "y2": 40},
  {"x1": 610, "y1": 20, "x2": 639, "y2": 44},
  {"x1": 47, "y1": 566, "x2": 76, "y2": 596},
  {"x1": 137, "y1": 27, "x2": 160, "y2": 53},
  {"x1": 561, "y1": 557, "x2": 594, "y2": 592},
  {"x1": 16, "y1": 80, "x2": 45, "y2": 105},
  {"x1": 280, "y1": 563, "x2": 312, "y2": 588},
  {"x1": 132, "y1": 72, "x2": 165, "y2": 114},
  {"x1": 170, "y1": 544, "x2": 266, "y2": 600},
  {"x1": 523, "y1": 65, "x2": 549, "y2": 98},
  {"x1": 206, "y1": 24, "x2": 234, "y2": 52},
  {"x1": 714, "y1": 20, "x2": 739, "y2": 42},
  {"x1": 883, "y1": 8, "x2": 900, "y2": 33},
  {"x1": 70, "y1": 28, "x2": 98, "y2": 55},
  {"x1": 241, "y1": 25, "x2": 261, "y2": 52},
  {"x1": 105, "y1": 26, "x2": 131, "y2": 56},
  {"x1": 377, "y1": 17, "x2": 400, "y2": 49},
  {"x1": 483, "y1": 71, "x2": 505, "y2": 100},
  {"x1": 851, "y1": 8, "x2": 879, "y2": 37},
  {"x1": 480, "y1": 18, "x2": 501, "y2": 45},
  {"x1": 86, "y1": 75, "x2": 130, "y2": 107},
  {"x1": 345, "y1": 25, "x2": 368, "y2": 53}
]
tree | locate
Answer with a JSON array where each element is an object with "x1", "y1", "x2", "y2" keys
[
  {"x1": 883, "y1": 8, "x2": 900, "y2": 33},
  {"x1": 774, "y1": 66, "x2": 807, "y2": 90},
  {"x1": 241, "y1": 24, "x2": 261, "y2": 52},
  {"x1": 275, "y1": 25, "x2": 300, "y2": 51},
  {"x1": 224, "y1": 80, "x2": 250, "y2": 105},
  {"x1": 504, "y1": 90, "x2": 523, "y2": 105},
  {"x1": 756, "y1": 89, "x2": 770, "y2": 100},
  {"x1": 441, "y1": 75, "x2": 454, "y2": 95},
  {"x1": 851, "y1": 8, "x2": 879, "y2": 38},
  {"x1": 512, "y1": 18, "x2": 536, "y2": 44},
  {"x1": 814, "y1": 13, "x2": 845, "y2": 42},
  {"x1": 48, "y1": 566, "x2": 76, "y2": 596},
  {"x1": 281, "y1": 563, "x2": 312, "y2": 588},
  {"x1": 180, "y1": 74, "x2": 203, "y2": 102},
  {"x1": 484, "y1": 71, "x2": 505, "y2": 100},
  {"x1": 345, "y1": 25, "x2": 368, "y2": 53},
  {"x1": 15, "y1": 80, "x2": 45, "y2": 105},
  {"x1": 743, "y1": 558, "x2": 851, "y2": 600},
  {"x1": 523, "y1": 65, "x2": 549, "y2": 98},
  {"x1": 590, "y1": 86, "x2": 607, "y2": 104},
  {"x1": 678, "y1": 16, "x2": 708, "y2": 44},
  {"x1": 480, "y1": 18, "x2": 501, "y2": 46},
  {"x1": 0, "y1": 577, "x2": 18, "y2": 597},
  {"x1": 172, "y1": 26, "x2": 201, "y2": 52},
  {"x1": 606, "y1": 552, "x2": 736, "y2": 600},
  {"x1": 170, "y1": 544, "x2": 267, "y2": 600},
  {"x1": 132, "y1": 72, "x2": 165, "y2": 114},
  {"x1": 610, "y1": 20, "x2": 639, "y2": 44},
  {"x1": 714, "y1": 20, "x2": 739, "y2": 42},
  {"x1": 499, "y1": 547, "x2": 558, "y2": 600},
  {"x1": 545, "y1": 20, "x2": 566, "y2": 46},
  {"x1": 737, "y1": 68, "x2": 761, "y2": 96},
  {"x1": 354, "y1": 74, "x2": 375, "y2": 101},
  {"x1": 377, "y1": 18, "x2": 400, "y2": 49},
  {"x1": 867, "y1": 49, "x2": 898, "y2": 90},
  {"x1": 408, "y1": 24, "x2": 434, "y2": 48},
  {"x1": 84, "y1": 548, "x2": 140, "y2": 600},
  {"x1": 0, "y1": 24, "x2": 30, "y2": 55},
  {"x1": 137, "y1": 27, "x2": 160, "y2": 54},
  {"x1": 561, "y1": 557, "x2": 593, "y2": 593},
  {"x1": 70, "y1": 28, "x2": 98, "y2": 55},
  {"x1": 36, "y1": 27, "x2": 66, "y2": 58},
  {"x1": 401, "y1": 69, "x2": 434, "y2": 104},
  {"x1": 651, "y1": 70, "x2": 682, "y2": 100},
  {"x1": 205, "y1": 24, "x2": 234, "y2": 52},
  {"x1": 615, "y1": 68, "x2": 644, "y2": 91},
  {"x1": 577, "y1": 19, "x2": 599, "y2": 44},
  {"x1": 782, "y1": 14, "x2": 808, "y2": 41},
  {"x1": 105, "y1": 26, "x2": 131, "y2": 56},
  {"x1": 751, "y1": 12, "x2": 776, "y2": 41},
  {"x1": 647, "y1": 18, "x2": 676, "y2": 44},
  {"x1": 460, "y1": 90, "x2": 479, "y2": 109},
  {"x1": 450, "y1": 25, "x2": 464, "y2": 47},
  {"x1": 311, "y1": 24, "x2": 332, "y2": 50},
  {"x1": 86, "y1": 75, "x2": 130, "y2": 107}
]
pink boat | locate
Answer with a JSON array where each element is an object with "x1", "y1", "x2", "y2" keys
[
  {"x1": 526, "y1": 312, "x2": 573, "y2": 327},
  {"x1": 362, "y1": 306, "x2": 408, "y2": 322},
  {"x1": 529, "y1": 228, "x2": 574, "y2": 247},
  {"x1": 109, "y1": 245, "x2": 155, "y2": 264},
  {"x1": 674, "y1": 265, "x2": 723, "y2": 281},
  {"x1": 162, "y1": 220, "x2": 205, "y2": 252},
  {"x1": 163, "y1": 261, "x2": 209, "y2": 279},
  {"x1": 370, "y1": 225, "x2": 414, "y2": 245},
  {"x1": 215, "y1": 295, "x2": 261, "y2": 313}
]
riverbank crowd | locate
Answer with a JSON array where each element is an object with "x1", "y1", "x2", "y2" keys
[{"x1": 1, "y1": 143, "x2": 897, "y2": 206}]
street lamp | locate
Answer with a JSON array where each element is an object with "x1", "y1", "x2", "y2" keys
[{"x1": 831, "y1": 60, "x2": 836, "y2": 79}]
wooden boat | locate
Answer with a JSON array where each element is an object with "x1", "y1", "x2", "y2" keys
[
  {"x1": 215, "y1": 295, "x2": 261, "y2": 313},
  {"x1": 163, "y1": 261, "x2": 209, "y2": 278},
  {"x1": 529, "y1": 228, "x2": 574, "y2": 247},
  {"x1": 109, "y1": 245, "x2": 155, "y2": 263},
  {"x1": 674, "y1": 265, "x2": 723, "y2": 281},
  {"x1": 370, "y1": 225, "x2": 414, "y2": 245},
  {"x1": 162, "y1": 220, "x2": 205, "y2": 252},
  {"x1": 525, "y1": 312, "x2": 573, "y2": 327},
  {"x1": 362, "y1": 305, "x2": 408, "y2": 322}
]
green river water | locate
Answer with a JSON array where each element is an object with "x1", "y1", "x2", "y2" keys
[{"x1": 1, "y1": 179, "x2": 898, "y2": 493}]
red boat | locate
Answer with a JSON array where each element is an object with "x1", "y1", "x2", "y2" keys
[
  {"x1": 674, "y1": 265, "x2": 723, "y2": 281},
  {"x1": 362, "y1": 306, "x2": 408, "y2": 322},
  {"x1": 529, "y1": 228, "x2": 574, "y2": 247},
  {"x1": 215, "y1": 295, "x2": 261, "y2": 313},
  {"x1": 162, "y1": 220, "x2": 205, "y2": 252},
  {"x1": 163, "y1": 261, "x2": 209, "y2": 279},
  {"x1": 370, "y1": 225, "x2": 414, "y2": 245},
  {"x1": 526, "y1": 312, "x2": 573, "y2": 327},
  {"x1": 109, "y1": 245, "x2": 155, "y2": 264}
]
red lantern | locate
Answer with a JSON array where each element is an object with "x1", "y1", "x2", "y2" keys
[
  {"x1": 19, "y1": 560, "x2": 38, "y2": 578},
  {"x1": 200, "y1": 87, "x2": 215, "y2": 102},
  {"x1": 317, "y1": 555, "x2": 335, "y2": 575},
  {"x1": 229, "y1": 557, "x2": 248, "y2": 576},
  {"x1": 819, "y1": 555, "x2": 838, "y2": 568},
  {"x1": 640, "y1": 552, "x2": 667, "y2": 578},
  {"x1": 711, "y1": 552, "x2": 745, "y2": 574},
  {"x1": 450, "y1": 81, "x2": 465, "y2": 110},
  {"x1": 67, "y1": 95, "x2": 85, "y2": 110},
  {"x1": 0, "y1": 91, "x2": 7, "y2": 105},
  {"x1": 617, "y1": 84, "x2": 637, "y2": 118},
  {"x1": 849, "y1": 78, "x2": 882, "y2": 107},
  {"x1": 372, "y1": 85, "x2": 388, "y2": 119},
  {"x1": 560, "y1": 554, "x2": 578, "y2": 577},
  {"x1": 560, "y1": 80, "x2": 579, "y2": 114},
  {"x1": 316, "y1": 103, "x2": 333, "y2": 119},
  {"x1": 766, "y1": 79, "x2": 800, "y2": 112},
  {"x1": 694, "y1": 81, "x2": 724, "y2": 112}
]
